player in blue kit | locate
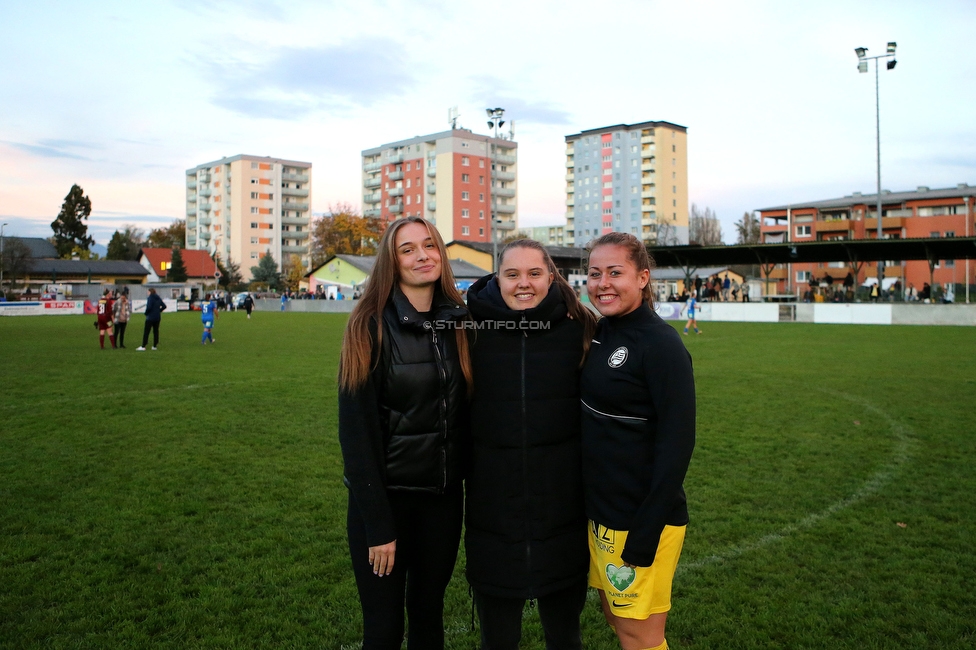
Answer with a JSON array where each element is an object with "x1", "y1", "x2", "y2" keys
[
  {"x1": 201, "y1": 294, "x2": 218, "y2": 344},
  {"x1": 681, "y1": 291, "x2": 700, "y2": 335}
]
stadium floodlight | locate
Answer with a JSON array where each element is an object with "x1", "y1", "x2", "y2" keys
[
  {"x1": 852, "y1": 42, "x2": 899, "y2": 292},
  {"x1": 485, "y1": 107, "x2": 507, "y2": 271}
]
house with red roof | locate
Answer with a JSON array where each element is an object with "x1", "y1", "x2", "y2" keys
[{"x1": 139, "y1": 248, "x2": 218, "y2": 284}]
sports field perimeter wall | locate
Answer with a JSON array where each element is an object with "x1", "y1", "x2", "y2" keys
[
  {"x1": 687, "y1": 302, "x2": 976, "y2": 326},
  {"x1": 254, "y1": 299, "x2": 356, "y2": 313}
]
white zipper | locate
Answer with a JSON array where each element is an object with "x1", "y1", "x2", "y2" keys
[{"x1": 582, "y1": 400, "x2": 648, "y2": 422}]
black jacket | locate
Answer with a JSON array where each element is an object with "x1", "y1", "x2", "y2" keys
[
  {"x1": 464, "y1": 275, "x2": 589, "y2": 599},
  {"x1": 338, "y1": 286, "x2": 469, "y2": 547},
  {"x1": 581, "y1": 303, "x2": 695, "y2": 567},
  {"x1": 144, "y1": 293, "x2": 166, "y2": 322}
]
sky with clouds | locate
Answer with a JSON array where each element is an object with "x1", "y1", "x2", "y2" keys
[{"x1": 2, "y1": 0, "x2": 974, "y2": 246}]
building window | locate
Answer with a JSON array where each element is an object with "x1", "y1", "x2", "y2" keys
[
  {"x1": 796, "y1": 225, "x2": 812, "y2": 237},
  {"x1": 479, "y1": 159, "x2": 485, "y2": 168},
  {"x1": 251, "y1": 252, "x2": 258, "y2": 259},
  {"x1": 462, "y1": 209, "x2": 469, "y2": 218},
  {"x1": 251, "y1": 162, "x2": 258, "y2": 169},
  {"x1": 251, "y1": 192, "x2": 259, "y2": 199},
  {"x1": 479, "y1": 175, "x2": 484, "y2": 184},
  {"x1": 250, "y1": 222, "x2": 258, "y2": 228},
  {"x1": 462, "y1": 156, "x2": 470, "y2": 166},
  {"x1": 251, "y1": 207, "x2": 259, "y2": 214},
  {"x1": 479, "y1": 210, "x2": 485, "y2": 219},
  {"x1": 797, "y1": 270, "x2": 811, "y2": 282},
  {"x1": 406, "y1": 195, "x2": 411, "y2": 205},
  {"x1": 479, "y1": 193, "x2": 484, "y2": 201},
  {"x1": 406, "y1": 162, "x2": 411, "y2": 171},
  {"x1": 406, "y1": 179, "x2": 411, "y2": 188},
  {"x1": 462, "y1": 191, "x2": 469, "y2": 200},
  {"x1": 462, "y1": 226, "x2": 470, "y2": 235},
  {"x1": 250, "y1": 178, "x2": 258, "y2": 184},
  {"x1": 251, "y1": 237, "x2": 258, "y2": 244},
  {"x1": 461, "y1": 174, "x2": 469, "y2": 182},
  {"x1": 479, "y1": 227, "x2": 485, "y2": 235}
]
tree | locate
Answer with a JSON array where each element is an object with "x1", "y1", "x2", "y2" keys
[
  {"x1": 213, "y1": 253, "x2": 244, "y2": 290},
  {"x1": 655, "y1": 219, "x2": 682, "y2": 246},
  {"x1": 51, "y1": 184, "x2": 94, "y2": 258},
  {"x1": 689, "y1": 204, "x2": 724, "y2": 246},
  {"x1": 107, "y1": 225, "x2": 145, "y2": 260},
  {"x1": 168, "y1": 247, "x2": 188, "y2": 282},
  {"x1": 146, "y1": 220, "x2": 187, "y2": 250},
  {"x1": 282, "y1": 254, "x2": 305, "y2": 292},
  {"x1": 1, "y1": 237, "x2": 33, "y2": 290},
  {"x1": 251, "y1": 252, "x2": 281, "y2": 290},
  {"x1": 734, "y1": 211, "x2": 762, "y2": 245},
  {"x1": 69, "y1": 245, "x2": 100, "y2": 260},
  {"x1": 309, "y1": 203, "x2": 386, "y2": 267}
]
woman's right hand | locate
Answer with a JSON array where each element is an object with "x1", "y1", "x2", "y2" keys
[{"x1": 368, "y1": 541, "x2": 396, "y2": 577}]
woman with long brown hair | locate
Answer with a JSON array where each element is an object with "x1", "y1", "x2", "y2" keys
[
  {"x1": 338, "y1": 216, "x2": 472, "y2": 650},
  {"x1": 464, "y1": 239, "x2": 597, "y2": 649}
]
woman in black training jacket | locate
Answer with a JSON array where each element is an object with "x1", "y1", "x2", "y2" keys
[
  {"x1": 465, "y1": 239, "x2": 597, "y2": 649},
  {"x1": 338, "y1": 217, "x2": 473, "y2": 650}
]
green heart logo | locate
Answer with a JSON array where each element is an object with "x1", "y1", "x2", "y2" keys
[{"x1": 605, "y1": 563, "x2": 636, "y2": 591}]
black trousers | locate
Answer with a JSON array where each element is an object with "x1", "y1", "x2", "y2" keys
[
  {"x1": 116, "y1": 321, "x2": 127, "y2": 347},
  {"x1": 474, "y1": 578, "x2": 587, "y2": 650},
  {"x1": 347, "y1": 486, "x2": 463, "y2": 650},
  {"x1": 142, "y1": 320, "x2": 160, "y2": 347}
]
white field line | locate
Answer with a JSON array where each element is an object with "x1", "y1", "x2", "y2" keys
[{"x1": 678, "y1": 393, "x2": 915, "y2": 573}]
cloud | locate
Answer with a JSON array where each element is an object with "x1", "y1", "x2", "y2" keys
[
  {"x1": 3, "y1": 141, "x2": 90, "y2": 160},
  {"x1": 204, "y1": 40, "x2": 414, "y2": 119},
  {"x1": 469, "y1": 76, "x2": 572, "y2": 126},
  {"x1": 36, "y1": 139, "x2": 103, "y2": 151}
]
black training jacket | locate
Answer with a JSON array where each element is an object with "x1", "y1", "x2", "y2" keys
[
  {"x1": 338, "y1": 286, "x2": 469, "y2": 547},
  {"x1": 580, "y1": 302, "x2": 696, "y2": 567},
  {"x1": 464, "y1": 275, "x2": 589, "y2": 599}
]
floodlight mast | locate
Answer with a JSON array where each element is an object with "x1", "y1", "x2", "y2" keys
[
  {"x1": 486, "y1": 108, "x2": 507, "y2": 271},
  {"x1": 855, "y1": 42, "x2": 897, "y2": 294}
]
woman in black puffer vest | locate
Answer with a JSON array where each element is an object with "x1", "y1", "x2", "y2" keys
[{"x1": 465, "y1": 239, "x2": 597, "y2": 650}]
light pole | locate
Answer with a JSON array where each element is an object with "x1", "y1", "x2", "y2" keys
[
  {"x1": 855, "y1": 42, "x2": 897, "y2": 296},
  {"x1": 486, "y1": 108, "x2": 506, "y2": 272},
  {"x1": 0, "y1": 222, "x2": 7, "y2": 294}
]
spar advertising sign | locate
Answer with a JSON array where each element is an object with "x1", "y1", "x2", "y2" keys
[{"x1": 0, "y1": 301, "x2": 86, "y2": 316}]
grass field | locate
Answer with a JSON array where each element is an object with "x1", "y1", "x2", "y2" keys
[{"x1": 1, "y1": 311, "x2": 974, "y2": 649}]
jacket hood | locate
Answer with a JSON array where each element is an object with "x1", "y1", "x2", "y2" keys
[
  {"x1": 467, "y1": 273, "x2": 568, "y2": 328},
  {"x1": 390, "y1": 283, "x2": 468, "y2": 330}
]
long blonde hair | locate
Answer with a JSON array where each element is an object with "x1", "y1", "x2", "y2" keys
[
  {"x1": 498, "y1": 239, "x2": 598, "y2": 362},
  {"x1": 339, "y1": 217, "x2": 473, "y2": 392}
]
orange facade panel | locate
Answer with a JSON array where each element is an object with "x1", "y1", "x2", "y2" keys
[
  {"x1": 259, "y1": 163, "x2": 271, "y2": 170},
  {"x1": 817, "y1": 220, "x2": 854, "y2": 232},
  {"x1": 259, "y1": 178, "x2": 271, "y2": 185},
  {"x1": 258, "y1": 237, "x2": 272, "y2": 244},
  {"x1": 259, "y1": 193, "x2": 271, "y2": 200},
  {"x1": 259, "y1": 208, "x2": 271, "y2": 215}
]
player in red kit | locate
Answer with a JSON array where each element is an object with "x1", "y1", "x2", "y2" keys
[{"x1": 96, "y1": 289, "x2": 117, "y2": 349}]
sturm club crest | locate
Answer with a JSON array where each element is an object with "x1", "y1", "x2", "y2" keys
[{"x1": 608, "y1": 346, "x2": 629, "y2": 368}]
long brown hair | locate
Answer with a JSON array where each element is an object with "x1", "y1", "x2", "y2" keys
[
  {"x1": 587, "y1": 232, "x2": 655, "y2": 308},
  {"x1": 339, "y1": 217, "x2": 473, "y2": 392},
  {"x1": 498, "y1": 239, "x2": 598, "y2": 361}
]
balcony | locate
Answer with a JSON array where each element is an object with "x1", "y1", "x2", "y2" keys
[
  {"x1": 285, "y1": 230, "x2": 310, "y2": 240},
  {"x1": 764, "y1": 267, "x2": 788, "y2": 280},
  {"x1": 281, "y1": 244, "x2": 308, "y2": 254},
  {"x1": 640, "y1": 190, "x2": 656, "y2": 199},
  {"x1": 493, "y1": 171, "x2": 516, "y2": 182},
  {"x1": 388, "y1": 170, "x2": 404, "y2": 181},
  {"x1": 865, "y1": 216, "x2": 907, "y2": 230},
  {"x1": 389, "y1": 203, "x2": 403, "y2": 214},
  {"x1": 565, "y1": 144, "x2": 575, "y2": 155},
  {"x1": 427, "y1": 183, "x2": 436, "y2": 194},
  {"x1": 388, "y1": 187, "x2": 404, "y2": 197},
  {"x1": 283, "y1": 202, "x2": 309, "y2": 211},
  {"x1": 641, "y1": 136, "x2": 655, "y2": 144},
  {"x1": 566, "y1": 196, "x2": 575, "y2": 206},
  {"x1": 565, "y1": 172, "x2": 574, "y2": 182},
  {"x1": 641, "y1": 216, "x2": 658, "y2": 226},
  {"x1": 427, "y1": 200, "x2": 436, "y2": 211},
  {"x1": 496, "y1": 203, "x2": 516, "y2": 214},
  {"x1": 364, "y1": 177, "x2": 382, "y2": 188},
  {"x1": 187, "y1": 236, "x2": 197, "y2": 246},
  {"x1": 387, "y1": 152, "x2": 404, "y2": 164},
  {"x1": 494, "y1": 187, "x2": 515, "y2": 198},
  {"x1": 363, "y1": 161, "x2": 383, "y2": 172},
  {"x1": 186, "y1": 207, "x2": 197, "y2": 216},
  {"x1": 282, "y1": 172, "x2": 309, "y2": 183},
  {"x1": 364, "y1": 208, "x2": 381, "y2": 218},
  {"x1": 495, "y1": 153, "x2": 516, "y2": 165},
  {"x1": 641, "y1": 175, "x2": 655, "y2": 184},
  {"x1": 817, "y1": 220, "x2": 853, "y2": 232},
  {"x1": 199, "y1": 188, "x2": 212, "y2": 198},
  {"x1": 282, "y1": 186, "x2": 309, "y2": 197},
  {"x1": 565, "y1": 158, "x2": 575, "y2": 168},
  {"x1": 199, "y1": 216, "x2": 212, "y2": 226},
  {"x1": 186, "y1": 179, "x2": 197, "y2": 189},
  {"x1": 199, "y1": 172, "x2": 211, "y2": 182},
  {"x1": 363, "y1": 192, "x2": 382, "y2": 204},
  {"x1": 199, "y1": 201, "x2": 212, "y2": 211},
  {"x1": 200, "y1": 231, "x2": 211, "y2": 240},
  {"x1": 641, "y1": 204, "x2": 655, "y2": 212},
  {"x1": 641, "y1": 162, "x2": 655, "y2": 172},
  {"x1": 281, "y1": 216, "x2": 309, "y2": 226}
]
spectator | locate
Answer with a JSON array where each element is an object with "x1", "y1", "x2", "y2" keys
[
  {"x1": 722, "y1": 273, "x2": 731, "y2": 301},
  {"x1": 137, "y1": 288, "x2": 166, "y2": 351},
  {"x1": 113, "y1": 292, "x2": 132, "y2": 349}
]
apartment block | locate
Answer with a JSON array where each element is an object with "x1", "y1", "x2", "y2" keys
[
  {"x1": 758, "y1": 183, "x2": 976, "y2": 292},
  {"x1": 565, "y1": 121, "x2": 688, "y2": 247},
  {"x1": 361, "y1": 128, "x2": 517, "y2": 243},
  {"x1": 186, "y1": 155, "x2": 312, "y2": 281},
  {"x1": 531, "y1": 224, "x2": 569, "y2": 247}
]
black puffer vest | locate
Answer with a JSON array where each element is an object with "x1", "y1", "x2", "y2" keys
[
  {"x1": 463, "y1": 275, "x2": 589, "y2": 598},
  {"x1": 375, "y1": 286, "x2": 470, "y2": 492}
]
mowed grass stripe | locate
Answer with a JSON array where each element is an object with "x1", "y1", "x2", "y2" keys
[{"x1": 1, "y1": 314, "x2": 974, "y2": 649}]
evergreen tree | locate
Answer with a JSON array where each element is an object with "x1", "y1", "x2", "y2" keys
[
  {"x1": 147, "y1": 220, "x2": 187, "y2": 249},
  {"x1": 250, "y1": 252, "x2": 281, "y2": 290},
  {"x1": 168, "y1": 247, "x2": 188, "y2": 282},
  {"x1": 51, "y1": 184, "x2": 94, "y2": 258},
  {"x1": 106, "y1": 225, "x2": 145, "y2": 260}
]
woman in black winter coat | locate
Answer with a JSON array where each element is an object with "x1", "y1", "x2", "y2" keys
[
  {"x1": 465, "y1": 239, "x2": 597, "y2": 650},
  {"x1": 338, "y1": 217, "x2": 473, "y2": 650}
]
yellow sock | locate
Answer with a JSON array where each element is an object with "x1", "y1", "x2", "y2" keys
[{"x1": 642, "y1": 641, "x2": 667, "y2": 650}]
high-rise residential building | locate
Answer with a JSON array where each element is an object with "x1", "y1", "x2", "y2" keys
[
  {"x1": 361, "y1": 128, "x2": 518, "y2": 243},
  {"x1": 186, "y1": 155, "x2": 312, "y2": 281},
  {"x1": 565, "y1": 121, "x2": 688, "y2": 247}
]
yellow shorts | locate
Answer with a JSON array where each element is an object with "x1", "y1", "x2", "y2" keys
[{"x1": 587, "y1": 521, "x2": 686, "y2": 620}]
